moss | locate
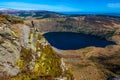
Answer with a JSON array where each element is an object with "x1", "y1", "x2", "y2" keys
[{"x1": 16, "y1": 59, "x2": 24, "y2": 68}]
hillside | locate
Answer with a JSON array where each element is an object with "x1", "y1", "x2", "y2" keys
[
  {"x1": 0, "y1": 15, "x2": 72, "y2": 80},
  {"x1": 24, "y1": 15, "x2": 120, "y2": 44},
  {"x1": 59, "y1": 45, "x2": 120, "y2": 80}
]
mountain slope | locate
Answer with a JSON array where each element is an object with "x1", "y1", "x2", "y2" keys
[
  {"x1": 0, "y1": 14, "x2": 72, "y2": 80},
  {"x1": 25, "y1": 15, "x2": 120, "y2": 44}
]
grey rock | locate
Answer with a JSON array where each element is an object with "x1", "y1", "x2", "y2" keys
[
  {"x1": 0, "y1": 63, "x2": 20, "y2": 76},
  {"x1": 108, "y1": 76, "x2": 120, "y2": 80}
]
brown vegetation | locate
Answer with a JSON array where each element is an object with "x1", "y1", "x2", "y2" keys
[
  {"x1": 59, "y1": 45, "x2": 120, "y2": 80},
  {"x1": 11, "y1": 18, "x2": 24, "y2": 24},
  {"x1": 0, "y1": 14, "x2": 24, "y2": 24},
  {"x1": 24, "y1": 16, "x2": 120, "y2": 40}
]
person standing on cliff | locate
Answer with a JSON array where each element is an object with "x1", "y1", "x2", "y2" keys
[
  {"x1": 31, "y1": 20, "x2": 34, "y2": 28},
  {"x1": 31, "y1": 20, "x2": 38, "y2": 32}
]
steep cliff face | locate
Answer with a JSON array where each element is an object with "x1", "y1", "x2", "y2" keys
[{"x1": 0, "y1": 16, "x2": 72, "y2": 80}]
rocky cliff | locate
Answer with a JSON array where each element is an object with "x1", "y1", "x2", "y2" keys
[{"x1": 0, "y1": 15, "x2": 72, "y2": 80}]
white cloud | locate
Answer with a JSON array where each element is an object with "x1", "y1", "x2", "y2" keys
[
  {"x1": 0, "y1": 2, "x2": 81, "y2": 12},
  {"x1": 107, "y1": 3, "x2": 120, "y2": 8}
]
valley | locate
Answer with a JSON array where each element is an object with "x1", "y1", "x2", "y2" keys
[
  {"x1": 20, "y1": 14, "x2": 120, "y2": 80},
  {"x1": 36, "y1": 15, "x2": 120, "y2": 80},
  {"x1": 0, "y1": 8, "x2": 120, "y2": 80}
]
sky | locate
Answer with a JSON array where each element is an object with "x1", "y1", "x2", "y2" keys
[{"x1": 0, "y1": 0, "x2": 120, "y2": 12}]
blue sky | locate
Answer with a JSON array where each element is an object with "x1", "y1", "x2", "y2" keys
[{"x1": 0, "y1": 0, "x2": 120, "y2": 12}]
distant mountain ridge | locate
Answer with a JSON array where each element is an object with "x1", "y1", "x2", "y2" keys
[
  {"x1": 0, "y1": 8, "x2": 17, "y2": 10},
  {"x1": 0, "y1": 8, "x2": 120, "y2": 18},
  {"x1": 0, "y1": 8, "x2": 22, "y2": 12},
  {"x1": 0, "y1": 8, "x2": 65, "y2": 18}
]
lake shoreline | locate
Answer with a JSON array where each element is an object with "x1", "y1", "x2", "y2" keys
[{"x1": 43, "y1": 32, "x2": 116, "y2": 50}]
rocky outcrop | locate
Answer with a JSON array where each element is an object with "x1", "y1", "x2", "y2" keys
[
  {"x1": 0, "y1": 22, "x2": 72, "y2": 80},
  {"x1": 0, "y1": 25, "x2": 21, "y2": 77}
]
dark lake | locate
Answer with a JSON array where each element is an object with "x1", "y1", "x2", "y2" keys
[{"x1": 43, "y1": 32, "x2": 116, "y2": 50}]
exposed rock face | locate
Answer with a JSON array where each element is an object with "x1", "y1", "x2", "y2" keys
[
  {"x1": 0, "y1": 23, "x2": 72, "y2": 80},
  {"x1": 0, "y1": 26, "x2": 21, "y2": 77},
  {"x1": 21, "y1": 25, "x2": 30, "y2": 47}
]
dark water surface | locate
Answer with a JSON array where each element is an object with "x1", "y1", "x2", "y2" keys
[{"x1": 43, "y1": 32, "x2": 116, "y2": 50}]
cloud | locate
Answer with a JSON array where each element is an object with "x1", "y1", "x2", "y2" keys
[
  {"x1": 0, "y1": 2, "x2": 81, "y2": 12},
  {"x1": 107, "y1": 3, "x2": 120, "y2": 8}
]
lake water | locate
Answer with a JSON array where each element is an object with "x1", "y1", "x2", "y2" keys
[{"x1": 43, "y1": 32, "x2": 116, "y2": 50}]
